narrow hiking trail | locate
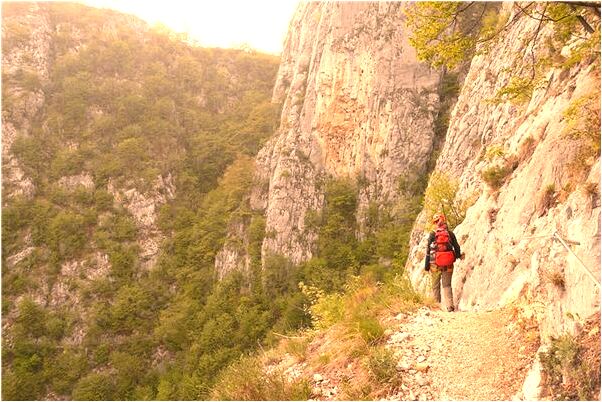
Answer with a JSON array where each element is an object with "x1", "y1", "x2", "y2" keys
[
  {"x1": 383, "y1": 307, "x2": 540, "y2": 401},
  {"x1": 297, "y1": 306, "x2": 541, "y2": 401}
]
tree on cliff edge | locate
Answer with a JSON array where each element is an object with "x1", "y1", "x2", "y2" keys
[{"x1": 404, "y1": 1, "x2": 601, "y2": 70}]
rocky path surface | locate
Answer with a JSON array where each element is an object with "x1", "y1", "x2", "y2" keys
[
  {"x1": 272, "y1": 306, "x2": 539, "y2": 401},
  {"x1": 384, "y1": 307, "x2": 538, "y2": 401}
]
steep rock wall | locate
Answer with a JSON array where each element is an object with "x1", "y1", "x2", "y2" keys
[
  {"x1": 1, "y1": 2, "x2": 51, "y2": 200},
  {"x1": 217, "y1": 1, "x2": 439, "y2": 275},
  {"x1": 405, "y1": 3, "x2": 600, "y2": 338}
]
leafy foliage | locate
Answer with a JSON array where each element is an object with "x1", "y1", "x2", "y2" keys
[
  {"x1": 491, "y1": 76, "x2": 535, "y2": 105},
  {"x1": 423, "y1": 171, "x2": 475, "y2": 230},
  {"x1": 563, "y1": 94, "x2": 601, "y2": 155},
  {"x1": 404, "y1": 2, "x2": 493, "y2": 69}
]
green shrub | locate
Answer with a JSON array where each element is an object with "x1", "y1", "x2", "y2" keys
[
  {"x1": 356, "y1": 315, "x2": 384, "y2": 344},
  {"x1": 46, "y1": 349, "x2": 88, "y2": 395},
  {"x1": 45, "y1": 313, "x2": 67, "y2": 340},
  {"x1": 367, "y1": 346, "x2": 400, "y2": 385},
  {"x1": 295, "y1": 178, "x2": 368, "y2": 292},
  {"x1": 423, "y1": 171, "x2": 474, "y2": 229},
  {"x1": 560, "y1": 28, "x2": 600, "y2": 70},
  {"x1": 262, "y1": 254, "x2": 296, "y2": 297},
  {"x1": 48, "y1": 211, "x2": 89, "y2": 259},
  {"x1": 210, "y1": 355, "x2": 312, "y2": 401},
  {"x1": 300, "y1": 282, "x2": 345, "y2": 330},
  {"x1": 1, "y1": 367, "x2": 45, "y2": 401},
  {"x1": 92, "y1": 343, "x2": 111, "y2": 366},
  {"x1": 563, "y1": 94, "x2": 601, "y2": 180},
  {"x1": 14, "y1": 298, "x2": 47, "y2": 338},
  {"x1": 481, "y1": 165, "x2": 512, "y2": 190},
  {"x1": 303, "y1": 209, "x2": 322, "y2": 231},
  {"x1": 10, "y1": 134, "x2": 48, "y2": 180},
  {"x1": 491, "y1": 76, "x2": 535, "y2": 105},
  {"x1": 484, "y1": 144, "x2": 505, "y2": 162},
  {"x1": 540, "y1": 329, "x2": 601, "y2": 400},
  {"x1": 72, "y1": 372, "x2": 115, "y2": 400},
  {"x1": 271, "y1": 292, "x2": 312, "y2": 334},
  {"x1": 564, "y1": 94, "x2": 600, "y2": 150},
  {"x1": 112, "y1": 285, "x2": 155, "y2": 332},
  {"x1": 110, "y1": 351, "x2": 147, "y2": 397},
  {"x1": 359, "y1": 264, "x2": 390, "y2": 284},
  {"x1": 50, "y1": 148, "x2": 87, "y2": 178},
  {"x1": 247, "y1": 214, "x2": 266, "y2": 269}
]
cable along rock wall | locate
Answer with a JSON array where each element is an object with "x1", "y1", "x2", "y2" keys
[
  {"x1": 216, "y1": 1, "x2": 440, "y2": 277},
  {"x1": 405, "y1": 2, "x2": 600, "y2": 339}
]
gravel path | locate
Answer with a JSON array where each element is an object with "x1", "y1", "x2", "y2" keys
[{"x1": 386, "y1": 307, "x2": 538, "y2": 400}]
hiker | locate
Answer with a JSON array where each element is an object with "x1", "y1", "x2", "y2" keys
[{"x1": 424, "y1": 213, "x2": 462, "y2": 312}]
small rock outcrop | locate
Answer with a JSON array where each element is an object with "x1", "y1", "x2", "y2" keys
[{"x1": 108, "y1": 174, "x2": 176, "y2": 268}]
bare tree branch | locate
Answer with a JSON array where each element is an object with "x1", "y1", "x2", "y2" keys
[
  {"x1": 531, "y1": 3, "x2": 548, "y2": 80},
  {"x1": 463, "y1": 3, "x2": 489, "y2": 36},
  {"x1": 516, "y1": 2, "x2": 596, "y2": 34},
  {"x1": 558, "y1": 1, "x2": 601, "y2": 13},
  {"x1": 569, "y1": 4, "x2": 596, "y2": 33},
  {"x1": 476, "y1": 3, "x2": 533, "y2": 43}
]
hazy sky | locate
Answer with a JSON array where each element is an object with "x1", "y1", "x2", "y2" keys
[{"x1": 81, "y1": 0, "x2": 301, "y2": 54}]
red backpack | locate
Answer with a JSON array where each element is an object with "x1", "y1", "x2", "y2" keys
[{"x1": 433, "y1": 226, "x2": 456, "y2": 267}]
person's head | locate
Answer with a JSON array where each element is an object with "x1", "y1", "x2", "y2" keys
[{"x1": 432, "y1": 212, "x2": 446, "y2": 227}]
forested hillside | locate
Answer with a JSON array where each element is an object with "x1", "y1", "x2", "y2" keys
[{"x1": 1, "y1": 2, "x2": 289, "y2": 399}]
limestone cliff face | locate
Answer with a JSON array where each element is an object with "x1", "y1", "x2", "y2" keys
[
  {"x1": 1, "y1": 3, "x2": 51, "y2": 200},
  {"x1": 405, "y1": 3, "x2": 600, "y2": 339},
  {"x1": 217, "y1": 2, "x2": 439, "y2": 275},
  {"x1": 108, "y1": 174, "x2": 176, "y2": 270}
]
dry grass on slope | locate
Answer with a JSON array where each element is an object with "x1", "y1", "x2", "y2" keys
[{"x1": 259, "y1": 273, "x2": 426, "y2": 400}]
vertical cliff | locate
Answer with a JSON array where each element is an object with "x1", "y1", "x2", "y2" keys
[
  {"x1": 2, "y1": 3, "x2": 50, "y2": 200},
  {"x1": 217, "y1": 2, "x2": 439, "y2": 276},
  {"x1": 405, "y1": 2, "x2": 600, "y2": 339}
]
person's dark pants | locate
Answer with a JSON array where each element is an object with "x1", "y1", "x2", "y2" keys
[{"x1": 431, "y1": 266, "x2": 454, "y2": 310}]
